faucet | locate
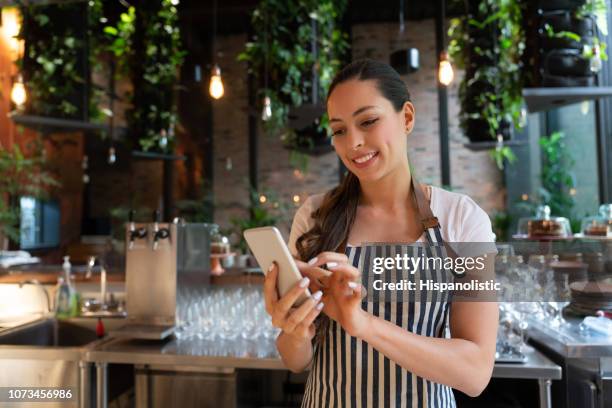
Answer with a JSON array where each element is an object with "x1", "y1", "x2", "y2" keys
[
  {"x1": 18, "y1": 279, "x2": 51, "y2": 313},
  {"x1": 85, "y1": 257, "x2": 108, "y2": 307},
  {"x1": 152, "y1": 209, "x2": 170, "y2": 251},
  {"x1": 128, "y1": 210, "x2": 147, "y2": 250}
]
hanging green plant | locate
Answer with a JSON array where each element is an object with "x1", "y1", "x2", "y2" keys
[
  {"x1": 238, "y1": 0, "x2": 349, "y2": 166},
  {"x1": 448, "y1": 0, "x2": 525, "y2": 168},
  {"x1": 102, "y1": 0, "x2": 185, "y2": 153},
  {"x1": 18, "y1": 2, "x2": 97, "y2": 119}
]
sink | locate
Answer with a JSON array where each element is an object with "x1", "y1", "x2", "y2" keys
[
  {"x1": 0, "y1": 318, "x2": 98, "y2": 347},
  {"x1": 0, "y1": 317, "x2": 103, "y2": 405}
]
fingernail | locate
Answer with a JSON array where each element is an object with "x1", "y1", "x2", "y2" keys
[
  {"x1": 267, "y1": 263, "x2": 275, "y2": 273},
  {"x1": 312, "y1": 290, "x2": 323, "y2": 301},
  {"x1": 299, "y1": 277, "x2": 310, "y2": 288},
  {"x1": 327, "y1": 262, "x2": 338, "y2": 269},
  {"x1": 316, "y1": 302, "x2": 324, "y2": 311},
  {"x1": 307, "y1": 257, "x2": 318, "y2": 265},
  {"x1": 347, "y1": 281, "x2": 359, "y2": 289}
]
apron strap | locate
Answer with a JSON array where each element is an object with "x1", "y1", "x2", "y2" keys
[
  {"x1": 411, "y1": 175, "x2": 460, "y2": 266},
  {"x1": 410, "y1": 174, "x2": 440, "y2": 232}
]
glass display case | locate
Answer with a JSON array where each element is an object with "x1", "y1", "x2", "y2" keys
[
  {"x1": 517, "y1": 205, "x2": 572, "y2": 238},
  {"x1": 581, "y1": 204, "x2": 612, "y2": 237}
]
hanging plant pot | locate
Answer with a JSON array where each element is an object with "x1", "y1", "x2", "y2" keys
[
  {"x1": 538, "y1": 31, "x2": 591, "y2": 51},
  {"x1": 465, "y1": 118, "x2": 513, "y2": 144},
  {"x1": 284, "y1": 122, "x2": 334, "y2": 156},
  {"x1": 541, "y1": 73, "x2": 595, "y2": 86},
  {"x1": 544, "y1": 49, "x2": 592, "y2": 76},
  {"x1": 463, "y1": 79, "x2": 495, "y2": 102},
  {"x1": 540, "y1": 11, "x2": 594, "y2": 37}
]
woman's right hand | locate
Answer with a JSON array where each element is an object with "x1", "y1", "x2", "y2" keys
[{"x1": 263, "y1": 262, "x2": 324, "y2": 342}]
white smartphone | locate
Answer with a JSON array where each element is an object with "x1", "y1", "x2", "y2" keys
[{"x1": 243, "y1": 226, "x2": 310, "y2": 306}]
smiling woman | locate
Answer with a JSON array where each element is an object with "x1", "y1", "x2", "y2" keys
[{"x1": 262, "y1": 59, "x2": 499, "y2": 408}]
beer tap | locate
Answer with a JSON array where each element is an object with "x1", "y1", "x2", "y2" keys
[
  {"x1": 152, "y1": 210, "x2": 170, "y2": 250},
  {"x1": 128, "y1": 210, "x2": 147, "y2": 250}
]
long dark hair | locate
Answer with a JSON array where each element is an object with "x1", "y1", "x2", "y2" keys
[{"x1": 296, "y1": 59, "x2": 412, "y2": 343}]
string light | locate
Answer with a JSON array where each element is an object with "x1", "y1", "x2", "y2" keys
[
  {"x1": 159, "y1": 129, "x2": 168, "y2": 149},
  {"x1": 208, "y1": 0, "x2": 224, "y2": 100},
  {"x1": 261, "y1": 96, "x2": 272, "y2": 121},
  {"x1": 107, "y1": 146, "x2": 116, "y2": 165},
  {"x1": 581, "y1": 100, "x2": 590, "y2": 115},
  {"x1": 1, "y1": 7, "x2": 23, "y2": 58},
  {"x1": 521, "y1": 193, "x2": 529, "y2": 201},
  {"x1": 438, "y1": 51, "x2": 454, "y2": 86},
  {"x1": 82, "y1": 155, "x2": 90, "y2": 184},
  {"x1": 293, "y1": 195, "x2": 300, "y2": 204},
  {"x1": 209, "y1": 64, "x2": 224, "y2": 99},
  {"x1": 259, "y1": 195, "x2": 267, "y2": 204},
  {"x1": 10, "y1": 75, "x2": 26, "y2": 107}
]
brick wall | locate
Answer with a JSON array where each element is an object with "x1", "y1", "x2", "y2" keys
[
  {"x1": 351, "y1": 21, "x2": 505, "y2": 213},
  {"x1": 211, "y1": 20, "x2": 505, "y2": 239}
]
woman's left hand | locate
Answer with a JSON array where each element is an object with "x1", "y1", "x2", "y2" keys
[{"x1": 308, "y1": 252, "x2": 370, "y2": 338}]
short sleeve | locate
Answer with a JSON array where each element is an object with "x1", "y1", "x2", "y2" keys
[
  {"x1": 287, "y1": 195, "x2": 321, "y2": 259},
  {"x1": 452, "y1": 196, "x2": 498, "y2": 257}
]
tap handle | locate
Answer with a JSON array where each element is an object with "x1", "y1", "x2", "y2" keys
[
  {"x1": 153, "y1": 209, "x2": 161, "y2": 223},
  {"x1": 128, "y1": 210, "x2": 136, "y2": 232}
]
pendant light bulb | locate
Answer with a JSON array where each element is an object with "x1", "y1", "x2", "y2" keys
[
  {"x1": 261, "y1": 96, "x2": 272, "y2": 121},
  {"x1": 11, "y1": 75, "x2": 26, "y2": 107},
  {"x1": 108, "y1": 146, "x2": 116, "y2": 165},
  {"x1": 438, "y1": 51, "x2": 454, "y2": 86},
  {"x1": 209, "y1": 64, "x2": 224, "y2": 99}
]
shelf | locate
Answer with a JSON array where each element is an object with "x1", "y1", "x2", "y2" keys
[
  {"x1": 8, "y1": 112, "x2": 125, "y2": 136},
  {"x1": 523, "y1": 87, "x2": 612, "y2": 113},
  {"x1": 463, "y1": 140, "x2": 526, "y2": 151},
  {"x1": 0, "y1": 0, "x2": 85, "y2": 6},
  {"x1": 131, "y1": 151, "x2": 186, "y2": 161}
]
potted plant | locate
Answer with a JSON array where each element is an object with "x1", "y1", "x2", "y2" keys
[
  {"x1": 229, "y1": 188, "x2": 290, "y2": 267},
  {"x1": 102, "y1": 0, "x2": 185, "y2": 153},
  {"x1": 448, "y1": 0, "x2": 525, "y2": 166},
  {"x1": 515, "y1": 131, "x2": 580, "y2": 232},
  {"x1": 238, "y1": 0, "x2": 349, "y2": 167},
  {"x1": 18, "y1": 1, "x2": 103, "y2": 119},
  {"x1": 0, "y1": 141, "x2": 59, "y2": 249}
]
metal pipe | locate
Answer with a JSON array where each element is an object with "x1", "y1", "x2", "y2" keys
[
  {"x1": 95, "y1": 362, "x2": 107, "y2": 408},
  {"x1": 79, "y1": 361, "x2": 91, "y2": 408},
  {"x1": 435, "y1": 0, "x2": 451, "y2": 186}
]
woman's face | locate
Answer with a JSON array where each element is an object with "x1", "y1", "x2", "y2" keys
[{"x1": 327, "y1": 79, "x2": 414, "y2": 183}]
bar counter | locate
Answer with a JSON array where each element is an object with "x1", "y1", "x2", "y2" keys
[{"x1": 84, "y1": 333, "x2": 561, "y2": 408}]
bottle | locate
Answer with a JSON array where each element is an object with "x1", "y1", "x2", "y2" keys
[
  {"x1": 57, "y1": 256, "x2": 79, "y2": 318},
  {"x1": 54, "y1": 276, "x2": 71, "y2": 319}
]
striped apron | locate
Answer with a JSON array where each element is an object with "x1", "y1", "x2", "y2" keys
[{"x1": 301, "y1": 225, "x2": 457, "y2": 408}]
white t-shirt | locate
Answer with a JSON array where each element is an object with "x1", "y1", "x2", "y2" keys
[{"x1": 288, "y1": 185, "x2": 497, "y2": 258}]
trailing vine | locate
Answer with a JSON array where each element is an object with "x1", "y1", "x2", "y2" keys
[
  {"x1": 238, "y1": 0, "x2": 349, "y2": 154},
  {"x1": 103, "y1": 0, "x2": 185, "y2": 152},
  {"x1": 448, "y1": 0, "x2": 525, "y2": 169},
  {"x1": 18, "y1": 1, "x2": 96, "y2": 118}
]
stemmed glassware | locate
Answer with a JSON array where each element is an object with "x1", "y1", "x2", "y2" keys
[{"x1": 175, "y1": 285, "x2": 280, "y2": 343}]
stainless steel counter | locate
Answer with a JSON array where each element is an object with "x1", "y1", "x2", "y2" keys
[
  {"x1": 85, "y1": 335, "x2": 283, "y2": 370},
  {"x1": 527, "y1": 317, "x2": 612, "y2": 358},
  {"x1": 85, "y1": 334, "x2": 561, "y2": 408},
  {"x1": 493, "y1": 345, "x2": 562, "y2": 380}
]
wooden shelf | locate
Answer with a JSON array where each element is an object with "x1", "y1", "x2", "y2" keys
[
  {"x1": 463, "y1": 140, "x2": 526, "y2": 151},
  {"x1": 131, "y1": 151, "x2": 187, "y2": 161},
  {"x1": 9, "y1": 112, "x2": 126, "y2": 136}
]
